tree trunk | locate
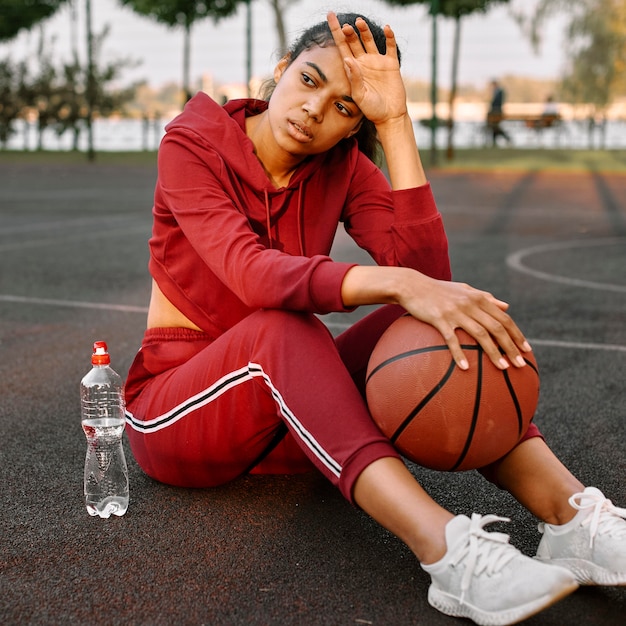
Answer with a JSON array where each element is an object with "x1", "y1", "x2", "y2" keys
[
  {"x1": 429, "y1": 3, "x2": 439, "y2": 167},
  {"x1": 269, "y1": 0, "x2": 288, "y2": 56},
  {"x1": 85, "y1": 0, "x2": 95, "y2": 161},
  {"x1": 246, "y1": 0, "x2": 252, "y2": 97},
  {"x1": 183, "y1": 22, "x2": 192, "y2": 103},
  {"x1": 446, "y1": 16, "x2": 462, "y2": 161}
]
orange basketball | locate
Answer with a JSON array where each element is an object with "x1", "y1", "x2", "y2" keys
[{"x1": 365, "y1": 315, "x2": 539, "y2": 471}]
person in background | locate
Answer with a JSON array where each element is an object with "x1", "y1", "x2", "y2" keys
[
  {"x1": 487, "y1": 79, "x2": 512, "y2": 146},
  {"x1": 124, "y1": 12, "x2": 626, "y2": 626},
  {"x1": 542, "y1": 94, "x2": 559, "y2": 117}
]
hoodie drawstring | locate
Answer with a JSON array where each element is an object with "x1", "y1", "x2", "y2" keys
[
  {"x1": 264, "y1": 189, "x2": 272, "y2": 250},
  {"x1": 263, "y1": 181, "x2": 305, "y2": 256},
  {"x1": 296, "y1": 181, "x2": 304, "y2": 256}
]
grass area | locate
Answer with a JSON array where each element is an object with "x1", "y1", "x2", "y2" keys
[
  {"x1": 428, "y1": 148, "x2": 626, "y2": 174},
  {"x1": 0, "y1": 150, "x2": 158, "y2": 167},
  {"x1": 1, "y1": 148, "x2": 626, "y2": 174}
]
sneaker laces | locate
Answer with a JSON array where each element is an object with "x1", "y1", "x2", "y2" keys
[
  {"x1": 453, "y1": 513, "x2": 518, "y2": 604},
  {"x1": 569, "y1": 491, "x2": 626, "y2": 549}
]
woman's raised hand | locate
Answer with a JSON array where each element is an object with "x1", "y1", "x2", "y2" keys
[{"x1": 327, "y1": 11, "x2": 408, "y2": 127}]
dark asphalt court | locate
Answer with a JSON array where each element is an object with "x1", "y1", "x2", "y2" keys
[{"x1": 1, "y1": 155, "x2": 625, "y2": 625}]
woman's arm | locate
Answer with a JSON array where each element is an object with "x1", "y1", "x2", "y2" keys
[
  {"x1": 330, "y1": 13, "x2": 531, "y2": 370},
  {"x1": 376, "y1": 115, "x2": 426, "y2": 191},
  {"x1": 341, "y1": 265, "x2": 531, "y2": 372},
  {"x1": 328, "y1": 12, "x2": 426, "y2": 191}
]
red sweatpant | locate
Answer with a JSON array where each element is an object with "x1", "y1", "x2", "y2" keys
[{"x1": 124, "y1": 305, "x2": 542, "y2": 504}]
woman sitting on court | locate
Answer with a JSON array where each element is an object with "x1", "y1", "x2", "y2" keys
[{"x1": 124, "y1": 11, "x2": 626, "y2": 626}]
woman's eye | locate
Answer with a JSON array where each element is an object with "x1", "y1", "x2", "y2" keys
[
  {"x1": 302, "y1": 73, "x2": 315, "y2": 86},
  {"x1": 335, "y1": 102, "x2": 350, "y2": 116}
]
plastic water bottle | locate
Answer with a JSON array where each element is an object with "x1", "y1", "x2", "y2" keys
[{"x1": 80, "y1": 340, "x2": 129, "y2": 518}]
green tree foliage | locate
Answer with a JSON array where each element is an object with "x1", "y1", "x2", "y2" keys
[
  {"x1": 0, "y1": 59, "x2": 29, "y2": 145},
  {"x1": 384, "y1": 0, "x2": 507, "y2": 18},
  {"x1": 0, "y1": 25, "x2": 137, "y2": 150},
  {"x1": 119, "y1": 0, "x2": 247, "y2": 101},
  {"x1": 0, "y1": 0, "x2": 70, "y2": 41},
  {"x1": 55, "y1": 26, "x2": 138, "y2": 150}
]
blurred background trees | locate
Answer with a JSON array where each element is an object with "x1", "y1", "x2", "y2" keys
[
  {"x1": 0, "y1": 0, "x2": 624, "y2": 155},
  {"x1": 119, "y1": 0, "x2": 246, "y2": 102},
  {"x1": 513, "y1": 0, "x2": 626, "y2": 148},
  {"x1": 0, "y1": 0, "x2": 136, "y2": 155},
  {"x1": 0, "y1": 0, "x2": 70, "y2": 40},
  {"x1": 383, "y1": 1, "x2": 511, "y2": 160}
]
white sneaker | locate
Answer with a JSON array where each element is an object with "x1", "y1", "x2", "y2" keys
[
  {"x1": 535, "y1": 486, "x2": 626, "y2": 586},
  {"x1": 422, "y1": 513, "x2": 577, "y2": 626}
]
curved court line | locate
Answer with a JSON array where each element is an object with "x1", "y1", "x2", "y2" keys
[{"x1": 507, "y1": 237, "x2": 626, "y2": 293}]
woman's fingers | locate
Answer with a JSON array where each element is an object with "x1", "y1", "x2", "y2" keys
[
  {"x1": 455, "y1": 316, "x2": 525, "y2": 370},
  {"x1": 408, "y1": 280, "x2": 532, "y2": 371},
  {"x1": 328, "y1": 12, "x2": 397, "y2": 60},
  {"x1": 328, "y1": 12, "x2": 368, "y2": 59},
  {"x1": 327, "y1": 12, "x2": 352, "y2": 57},
  {"x1": 434, "y1": 313, "x2": 530, "y2": 372},
  {"x1": 383, "y1": 24, "x2": 399, "y2": 61}
]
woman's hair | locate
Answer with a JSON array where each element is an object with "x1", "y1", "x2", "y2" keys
[{"x1": 260, "y1": 13, "x2": 401, "y2": 165}]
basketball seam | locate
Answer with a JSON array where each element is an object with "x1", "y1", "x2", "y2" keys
[
  {"x1": 450, "y1": 347, "x2": 483, "y2": 471},
  {"x1": 390, "y1": 358, "x2": 458, "y2": 444},
  {"x1": 367, "y1": 332, "x2": 539, "y2": 472},
  {"x1": 366, "y1": 343, "x2": 481, "y2": 384},
  {"x1": 502, "y1": 369, "x2": 524, "y2": 437}
]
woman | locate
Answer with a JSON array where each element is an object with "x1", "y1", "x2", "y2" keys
[{"x1": 124, "y1": 12, "x2": 626, "y2": 626}]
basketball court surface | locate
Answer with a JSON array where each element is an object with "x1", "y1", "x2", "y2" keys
[{"x1": 1, "y1": 157, "x2": 624, "y2": 624}]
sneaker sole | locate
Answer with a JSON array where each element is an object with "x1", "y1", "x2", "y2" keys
[
  {"x1": 536, "y1": 557, "x2": 626, "y2": 586},
  {"x1": 427, "y1": 579, "x2": 578, "y2": 626}
]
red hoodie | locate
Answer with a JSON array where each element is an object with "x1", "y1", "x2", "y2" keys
[{"x1": 149, "y1": 93, "x2": 451, "y2": 339}]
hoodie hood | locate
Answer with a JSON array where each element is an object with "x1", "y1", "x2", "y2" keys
[
  {"x1": 164, "y1": 93, "x2": 331, "y2": 254},
  {"x1": 165, "y1": 94, "x2": 328, "y2": 192}
]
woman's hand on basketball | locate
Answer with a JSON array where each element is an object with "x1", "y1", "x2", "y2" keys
[
  {"x1": 341, "y1": 266, "x2": 531, "y2": 372},
  {"x1": 403, "y1": 276, "x2": 532, "y2": 371},
  {"x1": 327, "y1": 12, "x2": 408, "y2": 126}
]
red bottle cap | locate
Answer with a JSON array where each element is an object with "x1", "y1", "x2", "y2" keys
[{"x1": 92, "y1": 341, "x2": 111, "y2": 365}]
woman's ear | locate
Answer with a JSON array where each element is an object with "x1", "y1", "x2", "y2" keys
[
  {"x1": 273, "y1": 55, "x2": 291, "y2": 83},
  {"x1": 345, "y1": 119, "x2": 364, "y2": 139}
]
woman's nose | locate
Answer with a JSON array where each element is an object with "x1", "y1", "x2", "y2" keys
[{"x1": 302, "y1": 96, "x2": 324, "y2": 121}]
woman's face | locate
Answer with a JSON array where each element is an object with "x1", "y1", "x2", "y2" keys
[{"x1": 267, "y1": 44, "x2": 364, "y2": 158}]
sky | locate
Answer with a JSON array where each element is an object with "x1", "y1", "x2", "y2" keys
[{"x1": 0, "y1": 0, "x2": 568, "y2": 91}]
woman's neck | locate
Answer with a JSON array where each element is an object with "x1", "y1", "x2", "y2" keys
[{"x1": 246, "y1": 112, "x2": 302, "y2": 188}]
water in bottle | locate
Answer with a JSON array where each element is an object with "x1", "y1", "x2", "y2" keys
[{"x1": 81, "y1": 341, "x2": 129, "y2": 518}]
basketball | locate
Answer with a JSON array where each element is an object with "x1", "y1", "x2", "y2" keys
[{"x1": 365, "y1": 315, "x2": 540, "y2": 471}]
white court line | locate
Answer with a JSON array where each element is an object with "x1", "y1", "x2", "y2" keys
[
  {"x1": 507, "y1": 237, "x2": 626, "y2": 293},
  {"x1": 0, "y1": 225, "x2": 148, "y2": 252},
  {"x1": 0, "y1": 294, "x2": 148, "y2": 313},
  {"x1": 526, "y1": 338, "x2": 626, "y2": 353},
  {"x1": 323, "y1": 322, "x2": 626, "y2": 353},
  {"x1": 1, "y1": 295, "x2": 624, "y2": 352},
  {"x1": 0, "y1": 189, "x2": 121, "y2": 201},
  {"x1": 0, "y1": 214, "x2": 142, "y2": 236}
]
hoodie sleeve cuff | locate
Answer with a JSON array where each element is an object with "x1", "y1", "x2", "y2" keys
[
  {"x1": 392, "y1": 183, "x2": 440, "y2": 224},
  {"x1": 309, "y1": 261, "x2": 358, "y2": 313}
]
